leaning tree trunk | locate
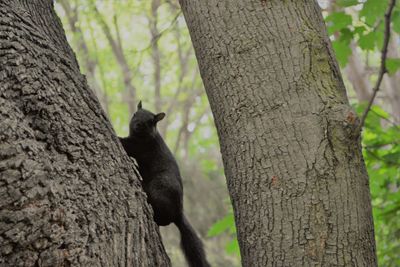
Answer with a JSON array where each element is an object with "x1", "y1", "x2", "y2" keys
[
  {"x1": 180, "y1": 0, "x2": 376, "y2": 266},
  {"x1": 0, "y1": 1, "x2": 170, "y2": 266}
]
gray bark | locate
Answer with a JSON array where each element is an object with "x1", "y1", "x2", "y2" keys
[
  {"x1": 180, "y1": 0, "x2": 377, "y2": 266},
  {"x1": 0, "y1": 1, "x2": 170, "y2": 266}
]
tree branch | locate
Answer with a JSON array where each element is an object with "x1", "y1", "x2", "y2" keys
[
  {"x1": 59, "y1": 0, "x2": 109, "y2": 115},
  {"x1": 357, "y1": 0, "x2": 397, "y2": 132},
  {"x1": 90, "y1": 2, "x2": 137, "y2": 114}
]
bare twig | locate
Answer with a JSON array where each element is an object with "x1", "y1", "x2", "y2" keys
[
  {"x1": 357, "y1": 0, "x2": 397, "y2": 132},
  {"x1": 137, "y1": 11, "x2": 182, "y2": 54}
]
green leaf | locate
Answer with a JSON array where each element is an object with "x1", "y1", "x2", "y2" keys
[
  {"x1": 337, "y1": 0, "x2": 360, "y2": 7},
  {"x1": 358, "y1": 31, "x2": 376, "y2": 50},
  {"x1": 226, "y1": 238, "x2": 240, "y2": 255},
  {"x1": 332, "y1": 39, "x2": 352, "y2": 67},
  {"x1": 339, "y1": 28, "x2": 354, "y2": 44},
  {"x1": 371, "y1": 105, "x2": 389, "y2": 119},
  {"x1": 354, "y1": 26, "x2": 367, "y2": 36},
  {"x1": 386, "y1": 58, "x2": 400, "y2": 75},
  {"x1": 325, "y1": 12, "x2": 353, "y2": 35},
  {"x1": 360, "y1": 0, "x2": 388, "y2": 26},
  {"x1": 375, "y1": 23, "x2": 385, "y2": 49},
  {"x1": 207, "y1": 214, "x2": 235, "y2": 237},
  {"x1": 393, "y1": 11, "x2": 400, "y2": 33},
  {"x1": 201, "y1": 159, "x2": 217, "y2": 172}
]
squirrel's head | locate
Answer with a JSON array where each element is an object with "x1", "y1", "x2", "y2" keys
[{"x1": 129, "y1": 100, "x2": 165, "y2": 137}]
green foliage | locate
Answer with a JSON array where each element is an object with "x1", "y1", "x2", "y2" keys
[
  {"x1": 355, "y1": 105, "x2": 400, "y2": 267},
  {"x1": 325, "y1": 0, "x2": 400, "y2": 69},
  {"x1": 332, "y1": 39, "x2": 352, "y2": 67},
  {"x1": 208, "y1": 211, "x2": 240, "y2": 256},
  {"x1": 336, "y1": 0, "x2": 360, "y2": 7},
  {"x1": 358, "y1": 31, "x2": 377, "y2": 50},
  {"x1": 360, "y1": 0, "x2": 389, "y2": 26},
  {"x1": 226, "y1": 238, "x2": 240, "y2": 255},
  {"x1": 207, "y1": 213, "x2": 235, "y2": 237},
  {"x1": 393, "y1": 10, "x2": 400, "y2": 33},
  {"x1": 386, "y1": 58, "x2": 400, "y2": 74},
  {"x1": 325, "y1": 12, "x2": 353, "y2": 35}
]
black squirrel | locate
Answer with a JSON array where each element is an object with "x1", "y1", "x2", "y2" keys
[{"x1": 119, "y1": 101, "x2": 210, "y2": 267}]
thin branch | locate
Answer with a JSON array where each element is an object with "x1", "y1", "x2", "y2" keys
[
  {"x1": 87, "y1": 16, "x2": 110, "y2": 116},
  {"x1": 90, "y1": 2, "x2": 137, "y2": 113},
  {"x1": 60, "y1": 0, "x2": 109, "y2": 114},
  {"x1": 370, "y1": 108, "x2": 400, "y2": 129},
  {"x1": 136, "y1": 11, "x2": 182, "y2": 53},
  {"x1": 364, "y1": 148, "x2": 399, "y2": 166},
  {"x1": 148, "y1": 0, "x2": 162, "y2": 112},
  {"x1": 113, "y1": 15, "x2": 124, "y2": 53},
  {"x1": 357, "y1": 0, "x2": 397, "y2": 132}
]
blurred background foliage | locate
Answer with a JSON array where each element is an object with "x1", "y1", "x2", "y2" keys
[{"x1": 55, "y1": 0, "x2": 399, "y2": 266}]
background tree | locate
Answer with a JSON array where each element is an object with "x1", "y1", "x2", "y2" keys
[{"x1": 0, "y1": 0, "x2": 169, "y2": 265}]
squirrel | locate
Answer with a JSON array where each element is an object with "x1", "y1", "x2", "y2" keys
[{"x1": 119, "y1": 101, "x2": 210, "y2": 267}]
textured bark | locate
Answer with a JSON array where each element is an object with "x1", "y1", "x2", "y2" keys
[
  {"x1": 0, "y1": 1, "x2": 170, "y2": 266},
  {"x1": 180, "y1": 0, "x2": 376, "y2": 266}
]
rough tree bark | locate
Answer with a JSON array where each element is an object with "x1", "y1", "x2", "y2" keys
[
  {"x1": 0, "y1": 1, "x2": 170, "y2": 266},
  {"x1": 180, "y1": 0, "x2": 377, "y2": 266}
]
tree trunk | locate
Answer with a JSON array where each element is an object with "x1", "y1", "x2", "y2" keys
[
  {"x1": 180, "y1": 0, "x2": 377, "y2": 266},
  {"x1": 0, "y1": 1, "x2": 170, "y2": 266}
]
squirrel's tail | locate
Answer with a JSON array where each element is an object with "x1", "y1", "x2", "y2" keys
[{"x1": 175, "y1": 214, "x2": 210, "y2": 267}]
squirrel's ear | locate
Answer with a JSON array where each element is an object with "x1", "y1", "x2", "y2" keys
[
  {"x1": 137, "y1": 100, "x2": 142, "y2": 110},
  {"x1": 154, "y1": 112, "x2": 165, "y2": 123}
]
